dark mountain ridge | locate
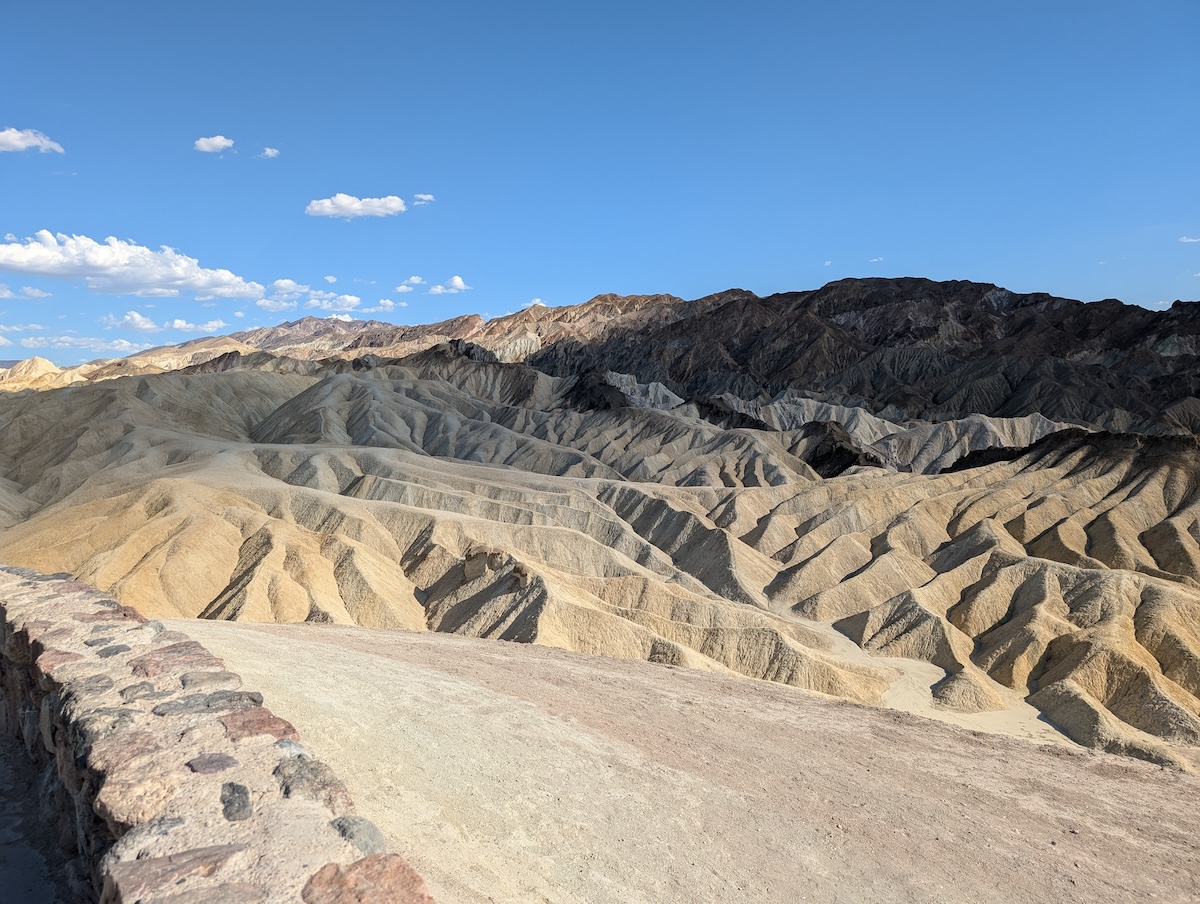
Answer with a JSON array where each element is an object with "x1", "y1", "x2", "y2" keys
[{"x1": 527, "y1": 277, "x2": 1200, "y2": 432}]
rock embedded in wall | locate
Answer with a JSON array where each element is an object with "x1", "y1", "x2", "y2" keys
[{"x1": 0, "y1": 566, "x2": 435, "y2": 903}]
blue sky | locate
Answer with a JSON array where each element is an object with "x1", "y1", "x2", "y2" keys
[{"x1": 2, "y1": 1, "x2": 1198, "y2": 364}]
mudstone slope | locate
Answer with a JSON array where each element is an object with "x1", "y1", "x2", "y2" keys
[{"x1": 0, "y1": 278, "x2": 1198, "y2": 770}]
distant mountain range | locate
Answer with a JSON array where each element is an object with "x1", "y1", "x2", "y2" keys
[
  {"x1": 5, "y1": 278, "x2": 1199, "y2": 436},
  {"x1": 4, "y1": 277, "x2": 1200, "y2": 767}
]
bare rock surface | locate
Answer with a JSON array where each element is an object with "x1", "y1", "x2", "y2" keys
[
  {"x1": 0, "y1": 568, "x2": 434, "y2": 902},
  {"x1": 2, "y1": 362, "x2": 1200, "y2": 766},
  {"x1": 3, "y1": 279, "x2": 1200, "y2": 770},
  {"x1": 3, "y1": 278, "x2": 1200, "y2": 899},
  {"x1": 176, "y1": 618, "x2": 1200, "y2": 904}
]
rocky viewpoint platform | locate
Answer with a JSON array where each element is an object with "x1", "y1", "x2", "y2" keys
[{"x1": 0, "y1": 566, "x2": 434, "y2": 903}]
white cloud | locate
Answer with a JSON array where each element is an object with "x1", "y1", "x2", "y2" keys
[
  {"x1": 305, "y1": 193, "x2": 406, "y2": 218},
  {"x1": 824, "y1": 260, "x2": 832, "y2": 266},
  {"x1": 233, "y1": 310, "x2": 245, "y2": 318},
  {"x1": 527, "y1": 298, "x2": 545, "y2": 307},
  {"x1": 102, "y1": 311, "x2": 161, "y2": 332},
  {"x1": 0, "y1": 335, "x2": 9, "y2": 347},
  {"x1": 413, "y1": 194, "x2": 435, "y2": 206},
  {"x1": 259, "y1": 147, "x2": 280, "y2": 159},
  {"x1": 428, "y1": 275, "x2": 471, "y2": 295},
  {"x1": 195, "y1": 135, "x2": 234, "y2": 153},
  {"x1": 1179, "y1": 236, "x2": 1200, "y2": 243},
  {"x1": 269, "y1": 278, "x2": 306, "y2": 297},
  {"x1": 257, "y1": 298, "x2": 297, "y2": 312},
  {"x1": 20, "y1": 286, "x2": 51, "y2": 298},
  {"x1": 395, "y1": 285, "x2": 414, "y2": 293},
  {"x1": 0, "y1": 231, "x2": 264, "y2": 299},
  {"x1": 402, "y1": 276, "x2": 425, "y2": 286},
  {"x1": 869, "y1": 257, "x2": 884, "y2": 263},
  {"x1": 0, "y1": 323, "x2": 44, "y2": 332},
  {"x1": 325, "y1": 314, "x2": 353, "y2": 322},
  {"x1": 20, "y1": 335, "x2": 151, "y2": 353},
  {"x1": 259, "y1": 278, "x2": 394, "y2": 314},
  {"x1": 0, "y1": 128, "x2": 64, "y2": 153},
  {"x1": 0, "y1": 284, "x2": 12, "y2": 299},
  {"x1": 362, "y1": 298, "x2": 407, "y2": 313},
  {"x1": 168, "y1": 318, "x2": 228, "y2": 333},
  {"x1": 323, "y1": 275, "x2": 337, "y2": 283},
  {"x1": 303, "y1": 293, "x2": 361, "y2": 312}
]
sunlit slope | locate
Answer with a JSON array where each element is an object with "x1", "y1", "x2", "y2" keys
[{"x1": 1, "y1": 366, "x2": 1199, "y2": 766}]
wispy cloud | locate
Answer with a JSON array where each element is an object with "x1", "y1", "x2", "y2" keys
[
  {"x1": 98, "y1": 312, "x2": 227, "y2": 334},
  {"x1": 255, "y1": 278, "x2": 374, "y2": 314},
  {"x1": 362, "y1": 298, "x2": 406, "y2": 313},
  {"x1": 303, "y1": 294, "x2": 361, "y2": 312},
  {"x1": 257, "y1": 298, "x2": 296, "y2": 312},
  {"x1": 305, "y1": 193, "x2": 406, "y2": 218},
  {"x1": 101, "y1": 311, "x2": 161, "y2": 332},
  {"x1": 256, "y1": 278, "x2": 303, "y2": 311},
  {"x1": 413, "y1": 194, "x2": 435, "y2": 206},
  {"x1": 824, "y1": 260, "x2": 832, "y2": 266},
  {"x1": 1181, "y1": 236, "x2": 1200, "y2": 243},
  {"x1": 168, "y1": 318, "x2": 228, "y2": 333},
  {"x1": 0, "y1": 323, "x2": 44, "y2": 332},
  {"x1": 323, "y1": 275, "x2": 337, "y2": 284},
  {"x1": 394, "y1": 285, "x2": 414, "y2": 293},
  {"x1": 258, "y1": 147, "x2": 280, "y2": 159},
  {"x1": 195, "y1": 135, "x2": 234, "y2": 153},
  {"x1": 269, "y1": 278, "x2": 306, "y2": 297},
  {"x1": 20, "y1": 286, "x2": 51, "y2": 298},
  {"x1": 20, "y1": 335, "x2": 151, "y2": 353},
  {"x1": 428, "y1": 275, "x2": 471, "y2": 295},
  {"x1": 0, "y1": 128, "x2": 64, "y2": 153},
  {"x1": 0, "y1": 231, "x2": 263, "y2": 299},
  {"x1": 869, "y1": 257, "x2": 884, "y2": 263}
]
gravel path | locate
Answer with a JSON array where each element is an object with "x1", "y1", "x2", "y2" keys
[{"x1": 175, "y1": 620, "x2": 1200, "y2": 904}]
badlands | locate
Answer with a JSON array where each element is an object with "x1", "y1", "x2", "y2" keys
[{"x1": 2, "y1": 277, "x2": 1200, "y2": 900}]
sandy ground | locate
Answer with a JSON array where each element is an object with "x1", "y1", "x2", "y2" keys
[
  {"x1": 173, "y1": 619, "x2": 1200, "y2": 904},
  {"x1": 800, "y1": 619, "x2": 1071, "y2": 746},
  {"x1": 0, "y1": 733, "x2": 71, "y2": 904}
]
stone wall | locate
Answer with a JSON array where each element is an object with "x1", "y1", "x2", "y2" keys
[{"x1": 0, "y1": 566, "x2": 434, "y2": 903}]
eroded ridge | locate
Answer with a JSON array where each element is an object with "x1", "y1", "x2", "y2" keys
[
  {"x1": 0, "y1": 566, "x2": 433, "y2": 903},
  {"x1": 1, "y1": 350, "x2": 1199, "y2": 767}
]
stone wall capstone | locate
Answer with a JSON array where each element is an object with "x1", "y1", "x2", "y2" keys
[{"x1": 0, "y1": 565, "x2": 434, "y2": 903}]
